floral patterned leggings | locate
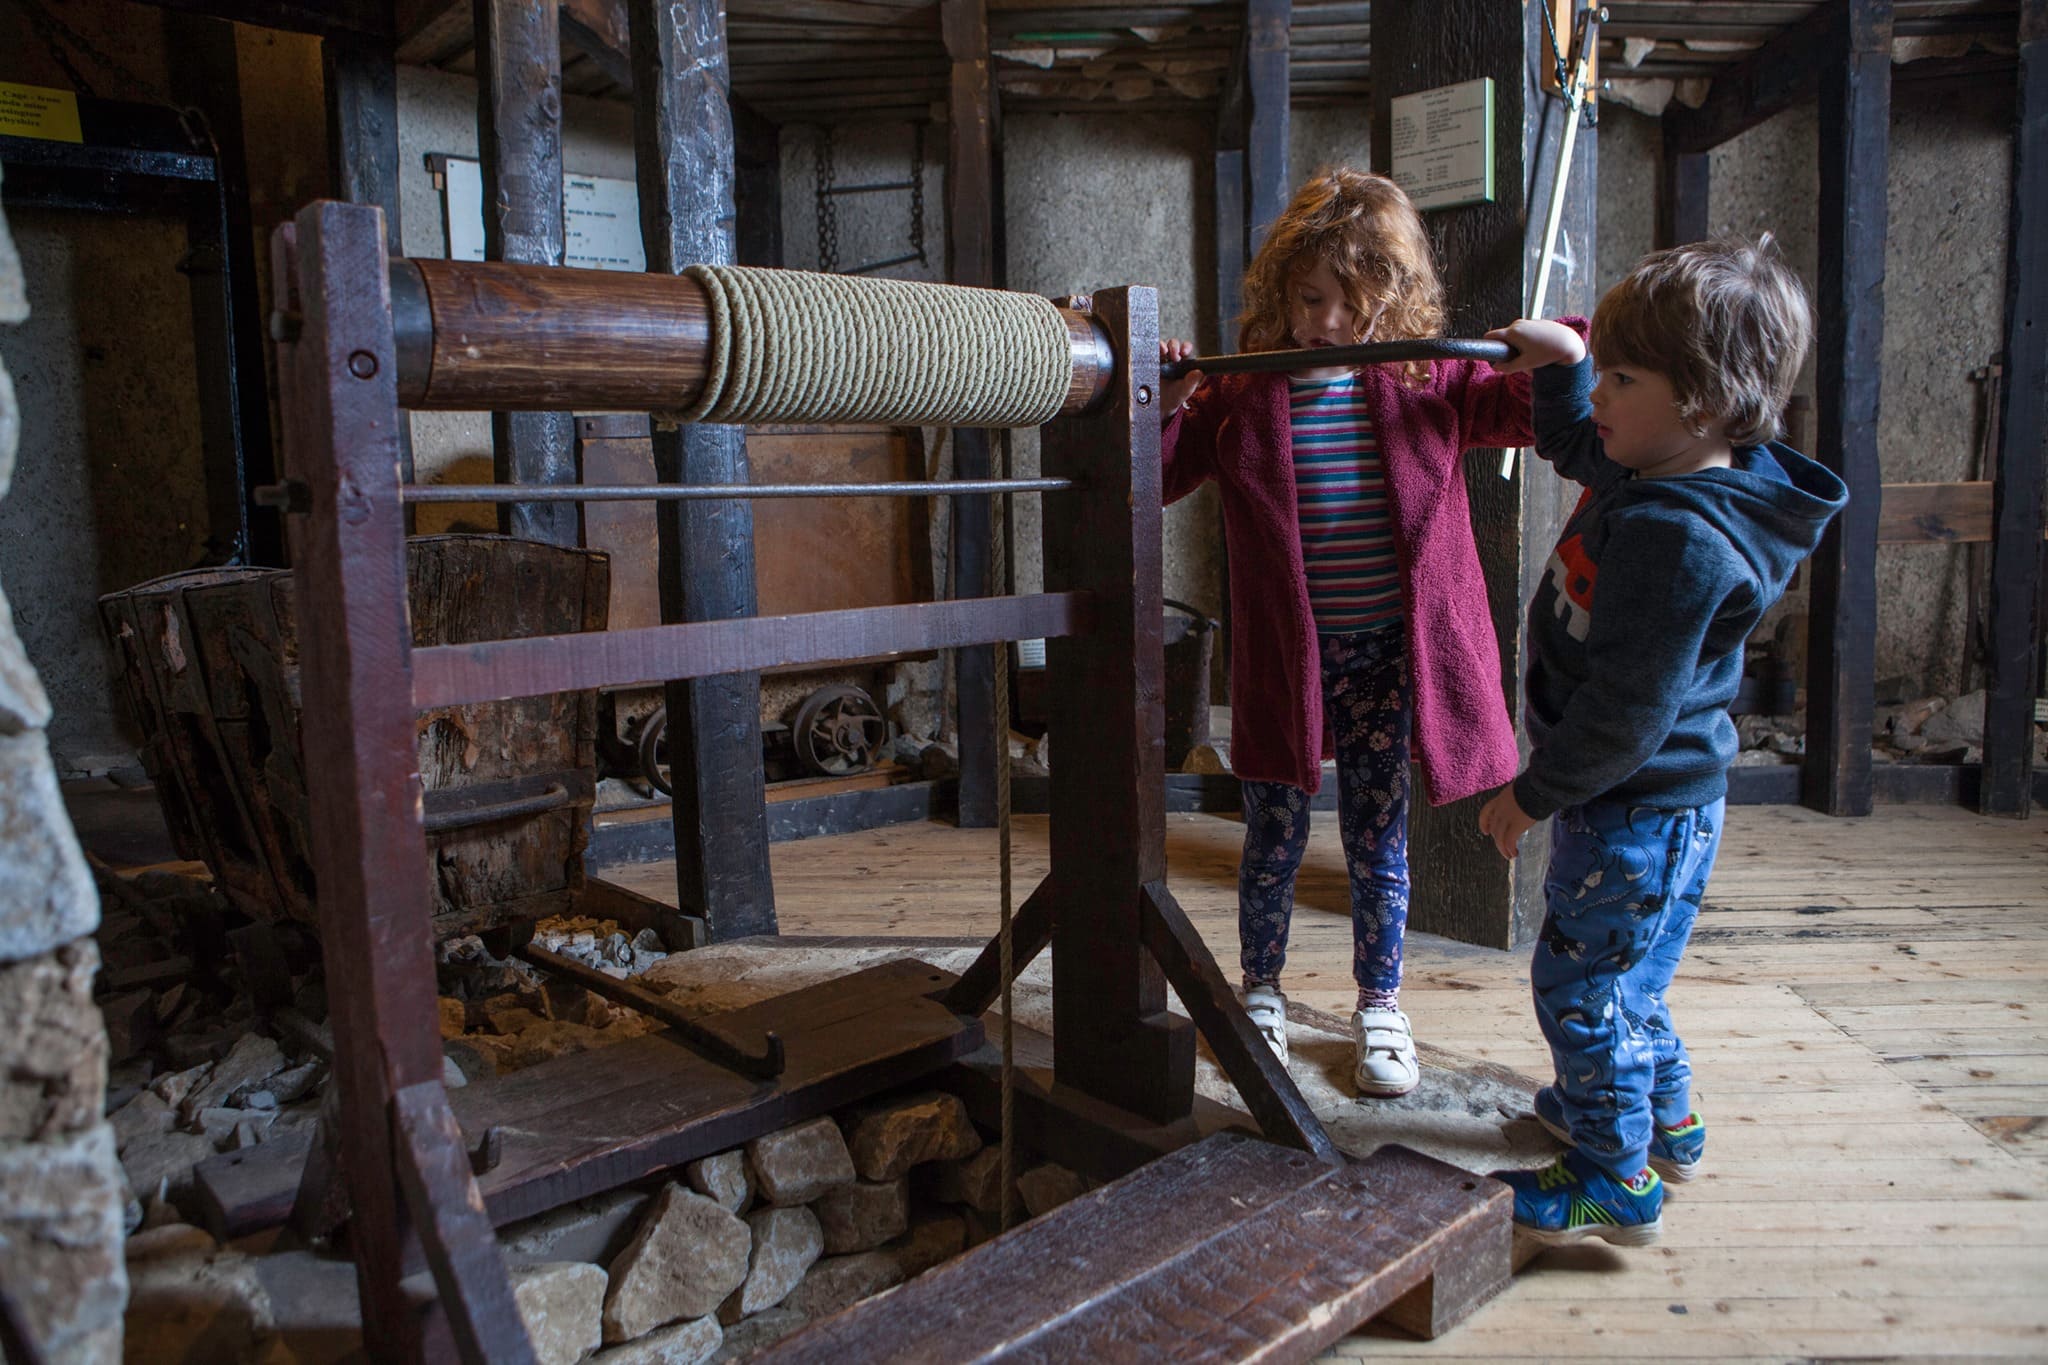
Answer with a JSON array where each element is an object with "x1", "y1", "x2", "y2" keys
[{"x1": 1238, "y1": 622, "x2": 1412, "y2": 1008}]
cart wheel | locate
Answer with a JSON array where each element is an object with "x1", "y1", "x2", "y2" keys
[
  {"x1": 793, "y1": 685, "x2": 887, "y2": 776},
  {"x1": 636, "y1": 705, "x2": 674, "y2": 797}
]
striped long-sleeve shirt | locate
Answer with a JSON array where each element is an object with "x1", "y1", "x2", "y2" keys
[{"x1": 1289, "y1": 373, "x2": 1403, "y2": 634}]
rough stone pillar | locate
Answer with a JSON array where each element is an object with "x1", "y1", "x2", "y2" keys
[{"x1": 0, "y1": 169, "x2": 129, "y2": 1362}]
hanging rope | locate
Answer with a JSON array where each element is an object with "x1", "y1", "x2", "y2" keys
[
  {"x1": 990, "y1": 431, "x2": 1018, "y2": 1235},
  {"x1": 677, "y1": 266, "x2": 1072, "y2": 429}
]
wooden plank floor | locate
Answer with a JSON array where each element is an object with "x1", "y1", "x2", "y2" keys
[{"x1": 606, "y1": 803, "x2": 2048, "y2": 1361}]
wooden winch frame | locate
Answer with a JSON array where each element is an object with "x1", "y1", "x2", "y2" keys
[{"x1": 270, "y1": 197, "x2": 1414, "y2": 1363}]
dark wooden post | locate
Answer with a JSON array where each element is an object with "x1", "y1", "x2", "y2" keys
[
  {"x1": 1981, "y1": 0, "x2": 2047, "y2": 816},
  {"x1": 1214, "y1": 27, "x2": 1249, "y2": 352},
  {"x1": 628, "y1": 0, "x2": 777, "y2": 939},
  {"x1": 733, "y1": 100, "x2": 784, "y2": 269},
  {"x1": 167, "y1": 11, "x2": 278, "y2": 566},
  {"x1": 474, "y1": 0, "x2": 578, "y2": 547},
  {"x1": 1042, "y1": 287, "x2": 1196, "y2": 1123},
  {"x1": 1372, "y1": 0, "x2": 1597, "y2": 948},
  {"x1": 1655, "y1": 148, "x2": 1709, "y2": 249},
  {"x1": 324, "y1": 24, "x2": 416, "y2": 489},
  {"x1": 1802, "y1": 0, "x2": 1892, "y2": 818},
  {"x1": 273, "y1": 203, "x2": 457, "y2": 1364},
  {"x1": 1245, "y1": 0, "x2": 1291, "y2": 249},
  {"x1": 945, "y1": 0, "x2": 1000, "y2": 827}
]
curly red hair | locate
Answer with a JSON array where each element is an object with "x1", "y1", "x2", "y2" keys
[{"x1": 1238, "y1": 167, "x2": 1446, "y2": 383}]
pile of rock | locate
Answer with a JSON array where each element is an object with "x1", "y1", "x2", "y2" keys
[{"x1": 495, "y1": 1088, "x2": 1091, "y2": 1363}]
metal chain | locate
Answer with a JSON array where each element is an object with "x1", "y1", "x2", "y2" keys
[
  {"x1": 814, "y1": 126, "x2": 840, "y2": 274},
  {"x1": 910, "y1": 123, "x2": 928, "y2": 269},
  {"x1": 6, "y1": 0, "x2": 169, "y2": 104}
]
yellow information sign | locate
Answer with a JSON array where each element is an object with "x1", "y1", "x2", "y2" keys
[{"x1": 0, "y1": 82, "x2": 85, "y2": 144}]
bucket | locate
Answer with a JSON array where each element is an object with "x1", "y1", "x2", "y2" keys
[{"x1": 1162, "y1": 598, "x2": 1217, "y2": 769}]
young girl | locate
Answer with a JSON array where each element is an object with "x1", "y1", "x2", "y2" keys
[{"x1": 1159, "y1": 167, "x2": 1577, "y2": 1095}]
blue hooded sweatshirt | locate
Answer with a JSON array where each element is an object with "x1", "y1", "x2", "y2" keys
[{"x1": 1512, "y1": 356, "x2": 1849, "y2": 820}]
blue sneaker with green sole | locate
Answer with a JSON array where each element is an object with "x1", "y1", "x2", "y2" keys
[
  {"x1": 1490, "y1": 1148, "x2": 1664, "y2": 1247},
  {"x1": 1531, "y1": 1085, "x2": 1705, "y2": 1183}
]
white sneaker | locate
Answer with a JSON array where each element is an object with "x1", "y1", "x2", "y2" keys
[
  {"x1": 1353, "y1": 1008, "x2": 1419, "y2": 1097},
  {"x1": 1243, "y1": 985, "x2": 1289, "y2": 1067}
]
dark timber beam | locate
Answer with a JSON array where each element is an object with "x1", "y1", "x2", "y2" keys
[
  {"x1": 945, "y1": 0, "x2": 1001, "y2": 828},
  {"x1": 734, "y1": 101, "x2": 784, "y2": 268},
  {"x1": 1803, "y1": 0, "x2": 1892, "y2": 817},
  {"x1": 323, "y1": 21, "x2": 415, "y2": 489},
  {"x1": 1663, "y1": 0, "x2": 1840, "y2": 155},
  {"x1": 1042, "y1": 286, "x2": 1196, "y2": 1124},
  {"x1": 1655, "y1": 147, "x2": 1710, "y2": 248},
  {"x1": 1981, "y1": 0, "x2": 2047, "y2": 816},
  {"x1": 629, "y1": 0, "x2": 778, "y2": 939},
  {"x1": 132, "y1": 0, "x2": 392, "y2": 37},
  {"x1": 1245, "y1": 0, "x2": 1291, "y2": 249},
  {"x1": 1372, "y1": 0, "x2": 1597, "y2": 948},
  {"x1": 475, "y1": 0, "x2": 579, "y2": 548},
  {"x1": 560, "y1": 0, "x2": 633, "y2": 87},
  {"x1": 167, "y1": 11, "x2": 279, "y2": 566},
  {"x1": 1215, "y1": 29, "x2": 1249, "y2": 350}
]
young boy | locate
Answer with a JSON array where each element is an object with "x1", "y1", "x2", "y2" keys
[{"x1": 1476, "y1": 237, "x2": 1848, "y2": 1246}]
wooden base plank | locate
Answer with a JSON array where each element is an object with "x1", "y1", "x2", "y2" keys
[
  {"x1": 758, "y1": 1133, "x2": 1508, "y2": 1362},
  {"x1": 193, "y1": 960, "x2": 981, "y2": 1236}
]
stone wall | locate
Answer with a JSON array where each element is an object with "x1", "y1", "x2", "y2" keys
[{"x1": 0, "y1": 169, "x2": 129, "y2": 1363}]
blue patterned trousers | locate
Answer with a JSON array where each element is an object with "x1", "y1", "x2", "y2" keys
[
  {"x1": 1238, "y1": 622, "x2": 1412, "y2": 999},
  {"x1": 1532, "y1": 798, "x2": 1724, "y2": 1179}
]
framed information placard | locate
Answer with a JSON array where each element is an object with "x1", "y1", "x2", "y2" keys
[
  {"x1": 1388, "y1": 77, "x2": 1495, "y2": 211},
  {"x1": 433, "y1": 154, "x2": 645, "y2": 271}
]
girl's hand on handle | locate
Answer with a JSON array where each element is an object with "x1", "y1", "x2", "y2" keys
[
  {"x1": 1483, "y1": 319, "x2": 1588, "y2": 374},
  {"x1": 1159, "y1": 338, "x2": 1204, "y2": 414}
]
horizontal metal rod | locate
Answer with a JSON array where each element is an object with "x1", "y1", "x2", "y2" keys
[
  {"x1": 823, "y1": 180, "x2": 914, "y2": 195},
  {"x1": 842, "y1": 251, "x2": 923, "y2": 276},
  {"x1": 400, "y1": 478, "x2": 1074, "y2": 504},
  {"x1": 1160, "y1": 337, "x2": 1516, "y2": 381}
]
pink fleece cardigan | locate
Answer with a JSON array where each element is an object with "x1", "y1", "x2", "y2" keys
[{"x1": 1161, "y1": 357, "x2": 1534, "y2": 804}]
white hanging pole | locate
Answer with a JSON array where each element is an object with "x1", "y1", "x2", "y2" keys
[{"x1": 1504, "y1": 3, "x2": 1603, "y2": 479}]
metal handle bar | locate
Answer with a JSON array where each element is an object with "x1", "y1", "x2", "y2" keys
[{"x1": 1160, "y1": 337, "x2": 1516, "y2": 381}]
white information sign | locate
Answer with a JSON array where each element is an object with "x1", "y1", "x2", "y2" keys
[
  {"x1": 440, "y1": 155, "x2": 646, "y2": 272},
  {"x1": 1388, "y1": 78, "x2": 1496, "y2": 211}
]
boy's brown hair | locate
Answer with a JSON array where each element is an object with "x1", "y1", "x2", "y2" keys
[
  {"x1": 1590, "y1": 234, "x2": 1813, "y2": 446},
  {"x1": 1238, "y1": 167, "x2": 1445, "y2": 381}
]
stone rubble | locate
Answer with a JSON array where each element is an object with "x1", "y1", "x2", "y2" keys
[
  {"x1": 841, "y1": 1089, "x2": 982, "y2": 1182},
  {"x1": 746, "y1": 1116, "x2": 857, "y2": 1205},
  {"x1": 723, "y1": 1205, "x2": 823, "y2": 1320},
  {"x1": 603, "y1": 1185, "x2": 751, "y2": 1343},
  {"x1": 512, "y1": 1260, "x2": 608, "y2": 1365}
]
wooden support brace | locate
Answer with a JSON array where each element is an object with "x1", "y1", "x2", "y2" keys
[
  {"x1": 938, "y1": 877, "x2": 1054, "y2": 1018},
  {"x1": 391, "y1": 1081, "x2": 540, "y2": 1365},
  {"x1": 1139, "y1": 884, "x2": 1339, "y2": 1163}
]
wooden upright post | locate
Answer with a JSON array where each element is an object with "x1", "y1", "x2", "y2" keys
[
  {"x1": 274, "y1": 203, "x2": 458, "y2": 1364},
  {"x1": 167, "y1": 11, "x2": 277, "y2": 565},
  {"x1": 1803, "y1": 0, "x2": 1892, "y2": 818},
  {"x1": 474, "y1": 0, "x2": 578, "y2": 547},
  {"x1": 1656, "y1": 148, "x2": 1709, "y2": 249},
  {"x1": 324, "y1": 24, "x2": 415, "y2": 490},
  {"x1": 1372, "y1": 0, "x2": 1597, "y2": 948},
  {"x1": 628, "y1": 0, "x2": 777, "y2": 939},
  {"x1": 1245, "y1": 0, "x2": 1291, "y2": 248},
  {"x1": 1981, "y1": 0, "x2": 2047, "y2": 817},
  {"x1": 1041, "y1": 287, "x2": 1196, "y2": 1123},
  {"x1": 945, "y1": 0, "x2": 1001, "y2": 827}
]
